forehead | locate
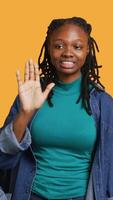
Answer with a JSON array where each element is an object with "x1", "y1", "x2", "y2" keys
[{"x1": 49, "y1": 24, "x2": 88, "y2": 43}]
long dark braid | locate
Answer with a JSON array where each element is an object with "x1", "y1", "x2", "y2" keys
[{"x1": 38, "y1": 17, "x2": 104, "y2": 114}]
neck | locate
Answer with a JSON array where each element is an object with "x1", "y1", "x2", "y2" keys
[{"x1": 57, "y1": 72, "x2": 81, "y2": 83}]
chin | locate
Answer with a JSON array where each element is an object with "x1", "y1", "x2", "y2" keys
[{"x1": 59, "y1": 68, "x2": 80, "y2": 75}]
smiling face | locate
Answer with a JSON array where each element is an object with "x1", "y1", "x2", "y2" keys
[{"x1": 48, "y1": 24, "x2": 89, "y2": 82}]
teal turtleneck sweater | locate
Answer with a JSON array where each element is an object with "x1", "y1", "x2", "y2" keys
[{"x1": 31, "y1": 76, "x2": 97, "y2": 199}]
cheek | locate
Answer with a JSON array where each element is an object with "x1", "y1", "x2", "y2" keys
[
  {"x1": 49, "y1": 50, "x2": 60, "y2": 63},
  {"x1": 78, "y1": 52, "x2": 88, "y2": 63},
  {"x1": 49, "y1": 53, "x2": 56, "y2": 67}
]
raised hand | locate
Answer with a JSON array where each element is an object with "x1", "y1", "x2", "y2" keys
[{"x1": 16, "y1": 59, "x2": 55, "y2": 115}]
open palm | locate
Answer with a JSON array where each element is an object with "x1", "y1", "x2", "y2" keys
[{"x1": 16, "y1": 59, "x2": 55, "y2": 114}]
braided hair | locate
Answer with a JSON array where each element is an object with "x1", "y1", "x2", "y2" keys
[{"x1": 38, "y1": 17, "x2": 104, "y2": 115}]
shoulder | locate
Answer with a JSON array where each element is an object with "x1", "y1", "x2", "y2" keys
[
  {"x1": 1, "y1": 95, "x2": 20, "y2": 128},
  {"x1": 91, "y1": 87, "x2": 113, "y2": 105},
  {"x1": 91, "y1": 88, "x2": 113, "y2": 124}
]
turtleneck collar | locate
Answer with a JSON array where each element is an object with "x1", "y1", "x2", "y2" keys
[{"x1": 54, "y1": 76, "x2": 82, "y2": 95}]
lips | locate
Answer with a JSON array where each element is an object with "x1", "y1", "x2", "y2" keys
[{"x1": 60, "y1": 61, "x2": 75, "y2": 68}]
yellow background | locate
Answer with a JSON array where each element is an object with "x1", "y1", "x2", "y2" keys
[{"x1": 0, "y1": 0, "x2": 113, "y2": 125}]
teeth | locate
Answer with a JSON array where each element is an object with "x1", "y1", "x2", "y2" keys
[
  {"x1": 61, "y1": 61, "x2": 74, "y2": 68},
  {"x1": 62, "y1": 61, "x2": 73, "y2": 64}
]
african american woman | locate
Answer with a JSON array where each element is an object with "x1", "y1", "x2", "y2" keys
[{"x1": 0, "y1": 17, "x2": 113, "y2": 200}]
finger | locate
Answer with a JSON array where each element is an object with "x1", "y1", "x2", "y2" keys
[
  {"x1": 24, "y1": 61, "x2": 29, "y2": 82},
  {"x1": 34, "y1": 64, "x2": 42, "y2": 89},
  {"x1": 29, "y1": 59, "x2": 35, "y2": 80},
  {"x1": 43, "y1": 83, "x2": 55, "y2": 100},
  {"x1": 34, "y1": 64, "x2": 40, "y2": 81},
  {"x1": 16, "y1": 69, "x2": 23, "y2": 87}
]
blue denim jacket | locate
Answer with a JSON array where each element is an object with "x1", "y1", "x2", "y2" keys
[{"x1": 0, "y1": 88, "x2": 113, "y2": 200}]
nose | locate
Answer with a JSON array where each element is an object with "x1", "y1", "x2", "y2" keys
[{"x1": 61, "y1": 46, "x2": 74, "y2": 58}]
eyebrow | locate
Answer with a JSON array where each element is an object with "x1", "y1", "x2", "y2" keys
[{"x1": 52, "y1": 38, "x2": 85, "y2": 43}]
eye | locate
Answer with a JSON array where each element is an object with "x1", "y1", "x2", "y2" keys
[
  {"x1": 74, "y1": 45, "x2": 83, "y2": 50},
  {"x1": 54, "y1": 44, "x2": 63, "y2": 49}
]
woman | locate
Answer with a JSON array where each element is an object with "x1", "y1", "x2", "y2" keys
[{"x1": 0, "y1": 17, "x2": 113, "y2": 200}]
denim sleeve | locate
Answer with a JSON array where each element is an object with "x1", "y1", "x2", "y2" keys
[
  {"x1": 0, "y1": 122, "x2": 31, "y2": 155},
  {"x1": 0, "y1": 187, "x2": 7, "y2": 200},
  {"x1": 0, "y1": 96, "x2": 31, "y2": 155}
]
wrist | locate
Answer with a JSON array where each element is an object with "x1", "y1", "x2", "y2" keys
[
  {"x1": 19, "y1": 109, "x2": 36, "y2": 122},
  {"x1": 18, "y1": 108, "x2": 36, "y2": 120},
  {"x1": 12, "y1": 110, "x2": 35, "y2": 142}
]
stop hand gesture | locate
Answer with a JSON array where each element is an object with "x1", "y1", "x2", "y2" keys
[{"x1": 16, "y1": 59, "x2": 55, "y2": 115}]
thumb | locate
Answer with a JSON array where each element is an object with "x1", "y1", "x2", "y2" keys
[{"x1": 43, "y1": 82, "x2": 55, "y2": 100}]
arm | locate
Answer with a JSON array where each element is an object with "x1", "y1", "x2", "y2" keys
[
  {"x1": 0, "y1": 59, "x2": 55, "y2": 155},
  {"x1": 0, "y1": 96, "x2": 31, "y2": 155},
  {"x1": 0, "y1": 122, "x2": 31, "y2": 154},
  {"x1": 12, "y1": 59, "x2": 54, "y2": 141}
]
